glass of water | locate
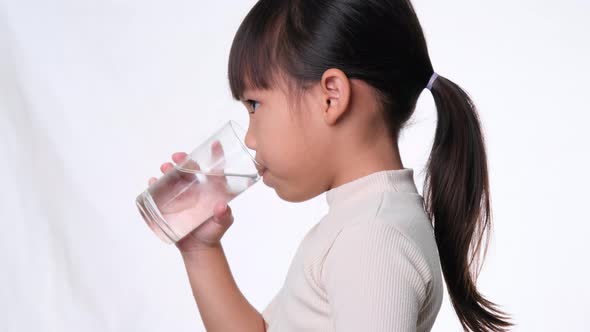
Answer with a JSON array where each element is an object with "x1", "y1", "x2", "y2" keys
[{"x1": 135, "y1": 120, "x2": 262, "y2": 244}]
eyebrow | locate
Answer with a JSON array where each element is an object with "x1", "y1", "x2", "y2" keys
[
  {"x1": 239, "y1": 90, "x2": 252, "y2": 101},
  {"x1": 240, "y1": 96, "x2": 261, "y2": 103}
]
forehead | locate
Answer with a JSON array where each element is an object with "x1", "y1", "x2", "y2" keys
[
  {"x1": 241, "y1": 87, "x2": 279, "y2": 101},
  {"x1": 240, "y1": 71, "x2": 295, "y2": 100}
]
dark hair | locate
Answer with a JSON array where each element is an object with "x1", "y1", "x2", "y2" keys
[{"x1": 227, "y1": 0, "x2": 513, "y2": 331}]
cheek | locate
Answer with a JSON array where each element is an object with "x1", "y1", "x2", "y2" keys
[
  {"x1": 259, "y1": 106, "x2": 316, "y2": 176},
  {"x1": 261, "y1": 127, "x2": 304, "y2": 174}
]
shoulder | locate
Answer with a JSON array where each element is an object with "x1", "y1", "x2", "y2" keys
[
  {"x1": 329, "y1": 190, "x2": 436, "y2": 262},
  {"x1": 322, "y1": 192, "x2": 439, "y2": 300},
  {"x1": 375, "y1": 191, "x2": 441, "y2": 278}
]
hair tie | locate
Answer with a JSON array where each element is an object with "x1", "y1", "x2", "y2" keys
[{"x1": 426, "y1": 72, "x2": 438, "y2": 91}]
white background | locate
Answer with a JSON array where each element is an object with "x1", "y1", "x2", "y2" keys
[{"x1": 1, "y1": 0, "x2": 588, "y2": 331}]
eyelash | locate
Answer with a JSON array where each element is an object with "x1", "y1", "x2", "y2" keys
[{"x1": 246, "y1": 99, "x2": 260, "y2": 114}]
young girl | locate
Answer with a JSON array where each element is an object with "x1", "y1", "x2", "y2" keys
[{"x1": 149, "y1": 0, "x2": 512, "y2": 331}]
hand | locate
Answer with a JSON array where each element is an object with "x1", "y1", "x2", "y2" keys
[{"x1": 147, "y1": 141, "x2": 237, "y2": 254}]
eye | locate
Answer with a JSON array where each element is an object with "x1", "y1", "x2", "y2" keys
[{"x1": 245, "y1": 99, "x2": 260, "y2": 114}]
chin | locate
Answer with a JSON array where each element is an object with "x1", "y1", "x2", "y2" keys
[
  {"x1": 274, "y1": 186, "x2": 317, "y2": 203},
  {"x1": 277, "y1": 192, "x2": 306, "y2": 203}
]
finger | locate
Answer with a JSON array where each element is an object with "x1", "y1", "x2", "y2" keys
[
  {"x1": 169, "y1": 152, "x2": 199, "y2": 184},
  {"x1": 212, "y1": 140, "x2": 224, "y2": 160},
  {"x1": 208, "y1": 141, "x2": 227, "y2": 185},
  {"x1": 161, "y1": 162, "x2": 174, "y2": 174},
  {"x1": 172, "y1": 152, "x2": 188, "y2": 164},
  {"x1": 210, "y1": 141, "x2": 226, "y2": 173},
  {"x1": 176, "y1": 155, "x2": 200, "y2": 172},
  {"x1": 175, "y1": 154, "x2": 200, "y2": 182}
]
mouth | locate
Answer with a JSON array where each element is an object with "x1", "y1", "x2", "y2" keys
[{"x1": 256, "y1": 165, "x2": 266, "y2": 176}]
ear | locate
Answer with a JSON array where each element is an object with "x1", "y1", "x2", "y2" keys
[{"x1": 320, "y1": 68, "x2": 351, "y2": 125}]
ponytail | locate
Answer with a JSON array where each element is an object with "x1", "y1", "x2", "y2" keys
[{"x1": 424, "y1": 75, "x2": 513, "y2": 331}]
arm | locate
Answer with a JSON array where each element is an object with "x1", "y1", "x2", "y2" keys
[
  {"x1": 181, "y1": 245, "x2": 266, "y2": 332},
  {"x1": 154, "y1": 151, "x2": 267, "y2": 331}
]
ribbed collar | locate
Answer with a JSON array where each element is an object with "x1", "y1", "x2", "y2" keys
[{"x1": 325, "y1": 168, "x2": 419, "y2": 208}]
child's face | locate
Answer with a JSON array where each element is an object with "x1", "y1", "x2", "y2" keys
[
  {"x1": 241, "y1": 68, "x2": 403, "y2": 203},
  {"x1": 242, "y1": 80, "x2": 333, "y2": 203}
]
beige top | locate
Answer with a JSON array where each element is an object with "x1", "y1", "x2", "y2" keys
[{"x1": 262, "y1": 168, "x2": 443, "y2": 331}]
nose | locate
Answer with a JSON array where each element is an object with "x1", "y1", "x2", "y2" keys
[{"x1": 244, "y1": 125, "x2": 256, "y2": 151}]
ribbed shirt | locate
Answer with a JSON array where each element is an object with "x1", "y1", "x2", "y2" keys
[{"x1": 262, "y1": 168, "x2": 443, "y2": 331}]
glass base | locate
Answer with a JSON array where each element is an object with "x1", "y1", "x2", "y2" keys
[{"x1": 136, "y1": 191, "x2": 180, "y2": 244}]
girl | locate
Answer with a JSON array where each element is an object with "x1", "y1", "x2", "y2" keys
[{"x1": 149, "y1": 0, "x2": 512, "y2": 331}]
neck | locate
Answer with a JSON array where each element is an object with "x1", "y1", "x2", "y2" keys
[{"x1": 330, "y1": 135, "x2": 404, "y2": 190}]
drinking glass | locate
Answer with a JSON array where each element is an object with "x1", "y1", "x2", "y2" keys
[{"x1": 135, "y1": 120, "x2": 261, "y2": 243}]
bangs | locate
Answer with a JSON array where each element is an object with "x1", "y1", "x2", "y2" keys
[{"x1": 228, "y1": 2, "x2": 290, "y2": 101}]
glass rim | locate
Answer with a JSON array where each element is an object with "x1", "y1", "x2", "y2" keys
[{"x1": 228, "y1": 120, "x2": 260, "y2": 167}]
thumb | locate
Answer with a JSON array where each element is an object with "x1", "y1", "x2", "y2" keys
[{"x1": 212, "y1": 201, "x2": 233, "y2": 228}]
